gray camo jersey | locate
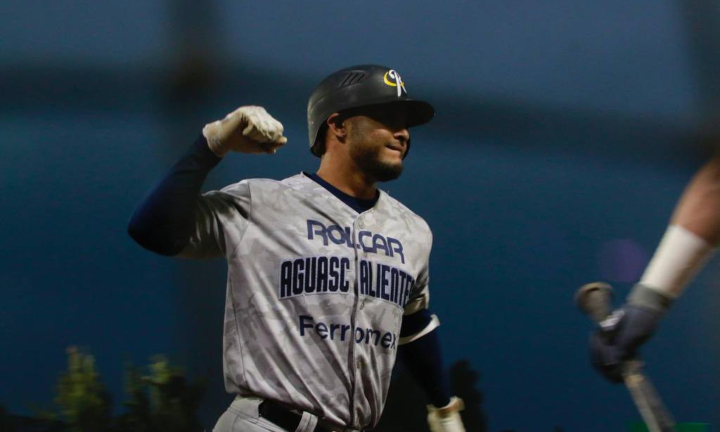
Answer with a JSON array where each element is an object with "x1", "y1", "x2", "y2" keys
[{"x1": 181, "y1": 173, "x2": 433, "y2": 429}]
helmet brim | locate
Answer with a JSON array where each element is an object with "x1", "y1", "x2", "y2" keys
[{"x1": 340, "y1": 98, "x2": 435, "y2": 128}]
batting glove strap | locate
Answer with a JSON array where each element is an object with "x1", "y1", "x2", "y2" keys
[
  {"x1": 627, "y1": 284, "x2": 674, "y2": 315},
  {"x1": 427, "y1": 397, "x2": 466, "y2": 432}
]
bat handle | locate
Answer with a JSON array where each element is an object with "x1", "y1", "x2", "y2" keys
[
  {"x1": 576, "y1": 283, "x2": 677, "y2": 432},
  {"x1": 574, "y1": 282, "x2": 614, "y2": 324},
  {"x1": 623, "y1": 361, "x2": 677, "y2": 432}
]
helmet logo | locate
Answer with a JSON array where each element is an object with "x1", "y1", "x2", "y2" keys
[{"x1": 383, "y1": 70, "x2": 407, "y2": 97}]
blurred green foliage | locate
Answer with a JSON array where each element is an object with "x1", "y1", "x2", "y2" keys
[
  {"x1": 35, "y1": 347, "x2": 205, "y2": 432},
  {"x1": 55, "y1": 347, "x2": 112, "y2": 432},
  {"x1": 117, "y1": 355, "x2": 204, "y2": 432}
]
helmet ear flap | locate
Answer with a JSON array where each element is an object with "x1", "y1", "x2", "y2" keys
[
  {"x1": 310, "y1": 130, "x2": 326, "y2": 157},
  {"x1": 311, "y1": 113, "x2": 346, "y2": 157}
]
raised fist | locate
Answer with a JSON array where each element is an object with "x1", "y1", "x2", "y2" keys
[{"x1": 203, "y1": 106, "x2": 287, "y2": 157}]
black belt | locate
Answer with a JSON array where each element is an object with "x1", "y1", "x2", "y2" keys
[{"x1": 258, "y1": 400, "x2": 334, "y2": 432}]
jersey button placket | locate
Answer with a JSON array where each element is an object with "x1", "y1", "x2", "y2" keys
[
  {"x1": 358, "y1": 215, "x2": 368, "y2": 257},
  {"x1": 349, "y1": 216, "x2": 365, "y2": 426}
]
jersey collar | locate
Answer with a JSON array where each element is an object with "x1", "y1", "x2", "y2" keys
[{"x1": 303, "y1": 172, "x2": 380, "y2": 214}]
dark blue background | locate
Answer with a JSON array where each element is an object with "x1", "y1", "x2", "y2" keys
[{"x1": 1, "y1": 1, "x2": 718, "y2": 431}]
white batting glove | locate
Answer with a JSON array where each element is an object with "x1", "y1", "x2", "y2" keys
[
  {"x1": 202, "y1": 106, "x2": 287, "y2": 157},
  {"x1": 427, "y1": 397, "x2": 466, "y2": 432}
]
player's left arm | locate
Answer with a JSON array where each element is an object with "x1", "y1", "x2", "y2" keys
[
  {"x1": 399, "y1": 312, "x2": 466, "y2": 432},
  {"x1": 398, "y1": 242, "x2": 466, "y2": 432}
]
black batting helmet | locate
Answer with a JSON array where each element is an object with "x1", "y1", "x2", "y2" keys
[{"x1": 307, "y1": 64, "x2": 435, "y2": 157}]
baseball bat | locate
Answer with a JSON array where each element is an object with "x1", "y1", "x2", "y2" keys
[{"x1": 575, "y1": 282, "x2": 677, "y2": 432}]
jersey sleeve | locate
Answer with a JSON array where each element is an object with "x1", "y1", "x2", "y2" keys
[
  {"x1": 179, "y1": 181, "x2": 252, "y2": 259},
  {"x1": 404, "y1": 261, "x2": 430, "y2": 315},
  {"x1": 399, "y1": 224, "x2": 439, "y2": 344},
  {"x1": 404, "y1": 222, "x2": 433, "y2": 315}
]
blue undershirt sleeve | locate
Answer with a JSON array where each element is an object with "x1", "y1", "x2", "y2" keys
[
  {"x1": 127, "y1": 135, "x2": 222, "y2": 256},
  {"x1": 398, "y1": 312, "x2": 452, "y2": 408}
]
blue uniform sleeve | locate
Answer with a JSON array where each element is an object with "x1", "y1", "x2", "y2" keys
[
  {"x1": 399, "y1": 307, "x2": 440, "y2": 345},
  {"x1": 398, "y1": 317, "x2": 452, "y2": 408},
  {"x1": 127, "y1": 135, "x2": 222, "y2": 256}
]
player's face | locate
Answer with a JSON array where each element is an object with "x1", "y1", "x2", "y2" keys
[{"x1": 344, "y1": 106, "x2": 410, "y2": 182}]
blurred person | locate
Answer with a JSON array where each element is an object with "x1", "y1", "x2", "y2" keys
[
  {"x1": 128, "y1": 65, "x2": 466, "y2": 432},
  {"x1": 590, "y1": 141, "x2": 720, "y2": 382}
]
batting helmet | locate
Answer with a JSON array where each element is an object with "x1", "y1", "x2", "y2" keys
[{"x1": 307, "y1": 64, "x2": 435, "y2": 157}]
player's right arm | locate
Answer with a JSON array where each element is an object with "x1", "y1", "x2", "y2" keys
[{"x1": 127, "y1": 106, "x2": 286, "y2": 257}]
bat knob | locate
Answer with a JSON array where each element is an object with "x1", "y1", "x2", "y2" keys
[{"x1": 575, "y1": 282, "x2": 614, "y2": 323}]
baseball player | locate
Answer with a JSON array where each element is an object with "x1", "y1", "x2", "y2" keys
[
  {"x1": 128, "y1": 65, "x2": 466, "y2": 432},
  {"x1": 589, "y1": 147, "x2": 720, "y2": 382}
]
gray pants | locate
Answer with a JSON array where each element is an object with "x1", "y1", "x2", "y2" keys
[{"x1": 213, "y1": 396, "x2": 357, "y2": 432}]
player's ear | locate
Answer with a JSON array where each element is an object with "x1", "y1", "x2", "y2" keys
[{"x1": 326, "y1": 113, "x2": 348, "y2": 142}]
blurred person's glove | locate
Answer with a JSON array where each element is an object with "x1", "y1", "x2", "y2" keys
[{"x1": 590, "y1": 284, "x2": 673, "y2": 383}]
